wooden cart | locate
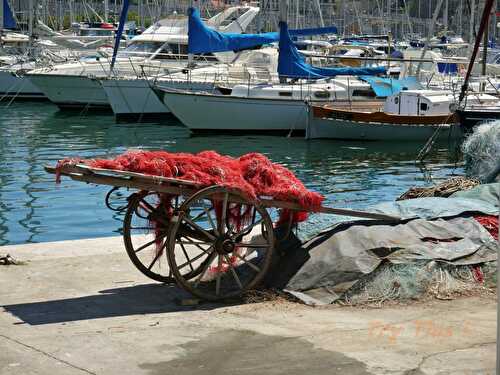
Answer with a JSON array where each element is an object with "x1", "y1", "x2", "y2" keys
[{"x1": 46, "y1": 164, "x2": 398, "y2": 301}]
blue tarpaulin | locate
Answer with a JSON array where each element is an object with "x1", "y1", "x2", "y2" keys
[
  {"x1": 2, "y1": 0, "x2": 16, "y2": 29},
  {"x1": 111, "y1": 0, "x2": 129, "y2": 71},
  {"x1": 278, "y1": 22, "x2": 386, "y2": 79},
  {"x1": 187, "y1": 7, "x2": 337, "y2": 54},
  {"x1": 358, "y1": 76, "x2": 422, "y2": 97}
]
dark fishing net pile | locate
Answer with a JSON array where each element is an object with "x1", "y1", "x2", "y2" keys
[
  {"x1": 462, "y1": 122, "x2": 500, "y2": 183},
  {"x1": 56, "y1": 150, "x2": 324, "y2": 223}
]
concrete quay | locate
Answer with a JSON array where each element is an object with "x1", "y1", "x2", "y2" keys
[{"x1": 0, "y1": 236, "x2": 497, "y2": 375}]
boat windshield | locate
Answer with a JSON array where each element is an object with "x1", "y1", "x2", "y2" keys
[
  {"x1": 79, "y1": 29, "x2": 115, "y2": 37},
  {"x1": 118, "y1": 41, "x2": 163, "y2": 58}
]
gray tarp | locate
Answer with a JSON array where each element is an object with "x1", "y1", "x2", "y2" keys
[
  {"x1": 451, "y1": 183, "x2": 499, "y2": 208},
  {"x1": 264, "y1": 188, "x2": 499, "y2": 306},
  {"x1": 369, "y1": 197, "x2": 498, "y2": 220}
]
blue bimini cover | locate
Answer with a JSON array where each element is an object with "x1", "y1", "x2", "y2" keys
[
  {"x1": 2, "y1": 0, "x2": 16, "y2": 29},
  {"x1": 187, "y1": 8, "x2": 338, "y2": 54},
  {"x1": 359, "y1": 76, "x2": 422, "y2": 97},
  {"x1": 278, "y1": 22, "x2": 386, "y2": 79}
]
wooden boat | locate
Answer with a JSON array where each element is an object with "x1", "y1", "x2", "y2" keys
[{"x1": 306, "y1": 90, "x2": 464, "y2": 141}]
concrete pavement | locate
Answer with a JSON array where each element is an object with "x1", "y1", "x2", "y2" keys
[{"x1": 0, "y1": 236, "x2": 497, "y2": 374}]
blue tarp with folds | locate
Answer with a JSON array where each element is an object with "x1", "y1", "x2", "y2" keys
[
  {"x1": 187, "y1": 7, "x2": 337, "y2": 54},
  {"x1": 3, "y1": 0, "x2": 16, "y2": 29},
  {"x1": 358, "y1": 76, "x2": 422, "y2": 97},
  {"x1": 277, "y1": 22, "x2": 386, "y2": 79}
]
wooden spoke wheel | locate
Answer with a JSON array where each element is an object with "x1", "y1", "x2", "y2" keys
[
  {"x1": 123, "y1": 191, "x2": 203, "y2": 283},
  {"x1": 166, "y1": 186, "x2": 275, "y2": 301}
]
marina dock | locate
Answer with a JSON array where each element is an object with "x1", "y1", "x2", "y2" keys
[{"x1": 0, "y1": 236, "x2": 497, "y2": 375}]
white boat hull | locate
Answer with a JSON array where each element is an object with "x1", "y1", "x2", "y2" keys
[
  {"x1": 306, "y1": 115, "x2": 463, "y2": 141},
  {"x1": 101, "y1": 78, "x2": 218, "y2": 121},
  {"x1": 161, "y1": 90, "x2": 309, "y2": 134},
  {"x1": 0, "y1": 70, "x2": 46, "y2": 100},
  {"x1": 27, "y1": 74, "x2": 109, "y2": 109}
]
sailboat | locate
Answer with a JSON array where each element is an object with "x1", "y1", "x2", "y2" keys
[
  {"x1": 305, "y1": 89, "x2": 497, "y2": 141},
  {"x1": 455, "y1": 0, "x2": 500, "y2": 131},
  {"x1": 156, "y1": 20, "x2": 385, "y2": 134},
  {"x1": 0, "y1": 0, "x2": 47, "y2": 100},
  {"x1": 26, "y1": 5, "x2": 261, "y2": 110},
  {"x1": 100, "y1": 6, "x2": 339, "y2": 121}
]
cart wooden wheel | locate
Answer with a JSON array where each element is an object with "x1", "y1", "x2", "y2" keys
[
  {"x1": 166, "y1": 186, "x2": 275, "y2": 301},
  {"x1": 123, "y1": 192, "x2": 204, "y2": 283}
]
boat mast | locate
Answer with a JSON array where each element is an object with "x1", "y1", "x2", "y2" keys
[
  {"x1": 187, "y1": 0, "x2": 199, "y2": 68},
  {"x1": 443, "y1": 0, "x2": 449, "y2": 31},
  {"x1": 0, "y1": 0, "x2": 4, "y2": 39},
  {"x1": 104, "y1": 0, "x2": 109, "y2": 21},
  {"x1": 459, "y1": 0, "x2": 495, "y2": 102},
  {"x1": 374, "y1": 0, "x2": 386, "y2": 35},
  {"x1": 279, "y1": 0, "x2": 288, "y2": 83},
  {"x1": 482, "y1": 7, "x2": 489, "y2": 80},
  {"x1": 386, "y1": 0, "x2": 391, "y2": 35},
  {"x1": 402, "y1": 0, "x2": 414, "y2": 36},
  {"x1": 459, "y1": 1, "x2": 463, "y2": 38},
  {"x1": 469, "y1": 0, "x2": 476, "y2": 50},
  {"x1": 415, "y1": 0, "x2": 445, "y2": 78},
  {"x1": 69, "y1": 0, "x2": 75, "y2": 25},
  {"x1": 280, "y1": 0, "x2": 288, "y2": 27},
  {"x1": 28, "y1": 0, "x2": 34, "y2": 46},
  {"x1": 313, "y1": 0, "x2": 324, "y2": 27},
  {"x1": 351, "y1": 0, "x2": 361, "y2": 34}
]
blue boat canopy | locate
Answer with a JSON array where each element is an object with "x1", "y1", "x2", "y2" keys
[
  {"x1": 188, "y1": 7, "x2": 337, "y2": 54},
  {"x1": 358, "y1": 76, "x2": 422, "y2": 97},
  {"x1": 278, "y1": 22, "x2": 386, "y2": 79},
  {"x1": 2, "y1": 0, "x2": 17, "y2": 29}
]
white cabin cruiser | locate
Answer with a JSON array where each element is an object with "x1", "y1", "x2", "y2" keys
[{"x1": 26, "y1": 6, "x2": 260, "y2": 110}]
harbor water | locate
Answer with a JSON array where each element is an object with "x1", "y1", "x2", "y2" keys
[{"x1": 0, "y1": 102, "x2": 464, "y2": 246}]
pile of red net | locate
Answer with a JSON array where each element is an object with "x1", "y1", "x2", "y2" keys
[
  {"x1": 56, "y1": 150, "x2": 324, "y2": 222},
  {"x1": 474, "y1": 215, "x2": 499, "y2": 240}
]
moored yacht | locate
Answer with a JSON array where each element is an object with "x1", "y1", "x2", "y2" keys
[
  {"x1": 306, "y1": 90, "x2": 499, "y2": 141},
  {"x1": 157, "y1": 77, "x2": 379, "y2": 134},
  {"x1": 157, "y1": 21, "x2": 386, "y2": 134},
  {"x1": 26, "y1": 5, "x2": 260, "y2": 110},
  {"x1": 100, "y1": 48, "x2": 279, "y2": 121}
]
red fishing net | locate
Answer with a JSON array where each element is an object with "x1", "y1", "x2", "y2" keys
[
  {"x1": 474, "y1": 215, "x2": 499, "y2": 240},
  {"x1": 56, "y1": 150, "x2": 324, "y2": 223}
]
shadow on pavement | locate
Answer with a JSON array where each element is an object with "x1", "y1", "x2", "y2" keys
[{"x1": 3, "y1": 283, "x2": 225, "y2": 325}]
